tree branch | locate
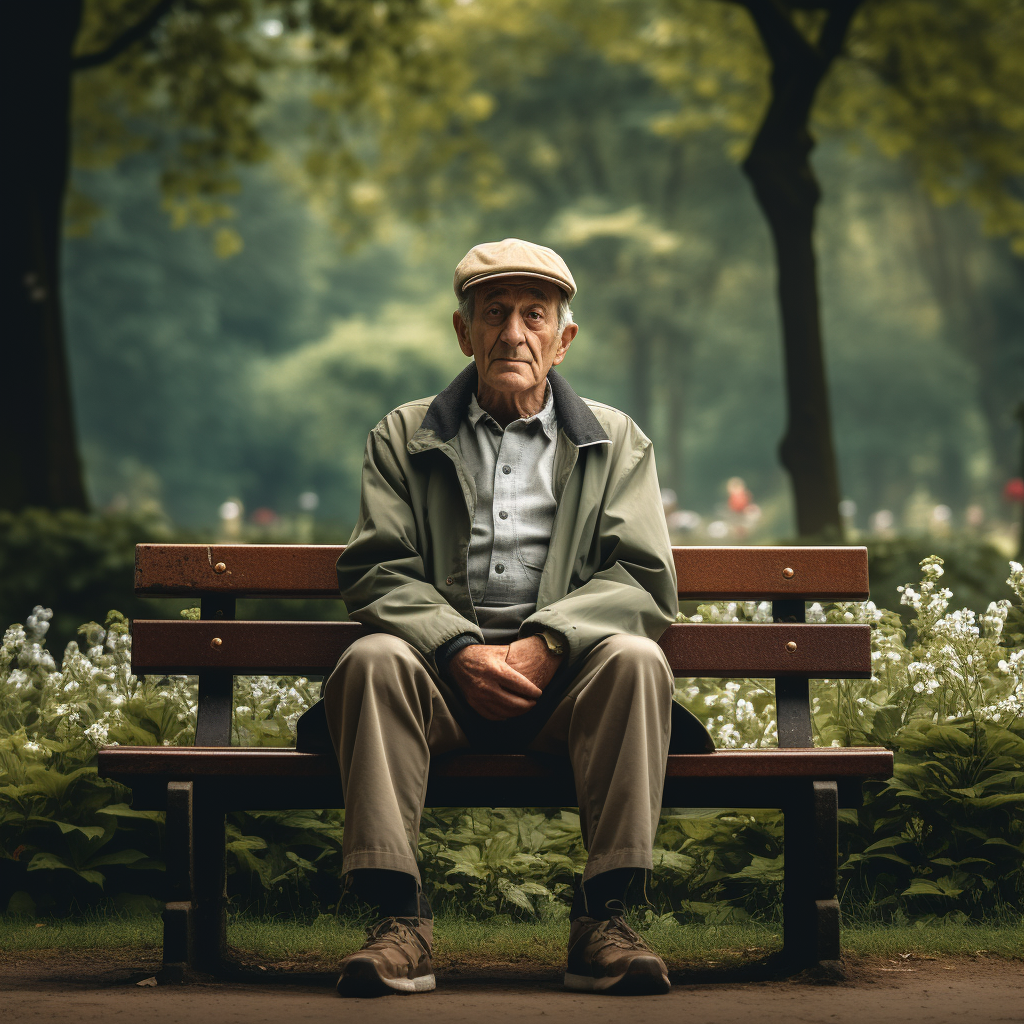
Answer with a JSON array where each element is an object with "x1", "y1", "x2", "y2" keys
[
  {"x1": 736, "y1": 0, "x2": 816, "y2": 70},
  {"x1": 816, "y1": 0, "x2": 862, "y2": 65},
  {"x1": 72, "y1": 0, "x2": 177, "y2": 71}
]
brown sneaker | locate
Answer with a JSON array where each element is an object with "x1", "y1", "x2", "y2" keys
[
  {"x1": 564, "y1": 915, "x2": 671, "y2": 994},
  {"x1": 336, "y1": 916, "x2": 435, "y2": 996}
]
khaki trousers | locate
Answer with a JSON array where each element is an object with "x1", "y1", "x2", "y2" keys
[{"x1": 322, "y1": 632, "x2": 673, "y2": 883}]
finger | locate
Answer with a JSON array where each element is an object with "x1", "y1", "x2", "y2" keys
[
  {"x1": 470, "y1": 688, "x2": 536, "y2": 720},
  {"x1": 479, "y1": 684, "x2": 537, "y2": 718},
  {"x1": 491, "y1": 664, "x2": 544, "y2": 699}
]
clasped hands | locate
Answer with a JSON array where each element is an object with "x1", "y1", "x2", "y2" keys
[{"x1": 449, "y1": 635, "x2": 563, "y2": 721}]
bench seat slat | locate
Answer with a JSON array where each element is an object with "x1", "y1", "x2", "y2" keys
[
  {"x1": 98, "y1": 746, "x2": 893, "y2": 812},
  {"x1": 134, "y1": 544, "x2": 869, "y2": 601},
  {"x1": 131, "y1": 620, "x2": 872, "y2": 678},
  {"x1": 99, "y1": 745, "x2": 893, "y2": 779}
]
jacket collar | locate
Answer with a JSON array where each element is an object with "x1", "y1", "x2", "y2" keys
[{"x1": 409, "y1": 364, "x2": 609, "y2": 452}]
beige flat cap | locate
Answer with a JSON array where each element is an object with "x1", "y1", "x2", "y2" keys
[{"x1": 454, "y1": 237, "x2": 576, "y2": 301}]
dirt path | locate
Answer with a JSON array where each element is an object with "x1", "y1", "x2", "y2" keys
[{"x1": 2, "y1": 950, "x2": 1022, "y2": 1024}]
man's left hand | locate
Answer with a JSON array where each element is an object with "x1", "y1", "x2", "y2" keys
[{"x1": 506, "y1": 635, "x2": 563, "y2": 690}]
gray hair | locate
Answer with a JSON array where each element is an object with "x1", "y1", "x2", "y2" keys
[{"x1": 458, "y1": 286, "x2": 574, "y2": 336}]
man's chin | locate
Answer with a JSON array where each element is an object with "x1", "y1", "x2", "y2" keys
[{"x1": 483, "y1": 369, "x2": 538, "y2": 392}]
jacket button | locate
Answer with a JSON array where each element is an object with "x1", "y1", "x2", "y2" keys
[
  {"x1": 498, "y1": 510, "x2": 508, "y2": 520},
  {"x1": 446, "y1": 576, "x2": 454, "y2": 586},
  {"x1": 502, "y1": 464, "x2": 512, "y2": 475},
  {"x1": 495, "y1": 564, "x2": 505, "y2": 574}
]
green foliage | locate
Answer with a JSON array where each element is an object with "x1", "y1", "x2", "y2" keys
[
  {"x1": 0, "y1": 509, "x2": 173, "y2": 653},
  {"x1": 71, "y1": 0, "x2": 497, "y2": 241},
  {"x1": 865, "y1": 536, "x2": 1016, "y2": 631},
  {"x1": 419, "y1": 808, "x2": 587, "y2": 920},
  {"x1": 2, "y1": 557, "x2": 1021, "y2": 921}
]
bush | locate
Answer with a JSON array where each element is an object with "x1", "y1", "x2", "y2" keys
[
  {"x1": 0, "y1": 510, "x2": 175, "y2": 654},
  {"x1": 1, "y1": 559, "x2": 1021, "y2": 922},
  {"x1": 0, "y1": 509, "x2": 353, "y2": 657}
]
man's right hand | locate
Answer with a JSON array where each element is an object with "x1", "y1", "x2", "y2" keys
[{"x1": 448, "y1": 644, "x2": 544, "y2": 721}]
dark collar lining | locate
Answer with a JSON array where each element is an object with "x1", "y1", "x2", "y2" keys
[{"x1": 417, "y1": 364, "x2": 610, "y2": 448}]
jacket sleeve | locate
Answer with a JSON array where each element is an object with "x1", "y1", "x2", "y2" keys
[
  {"x1": 337, "y1": 423, "x2": 483, "y2": 660},
  {"x1": 518, "y1": 428, "x2": 677, "y2": 666}
]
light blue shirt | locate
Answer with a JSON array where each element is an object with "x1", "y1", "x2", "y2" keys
[{"x1": 457, "y1": 385, "x2": 559, "y2": 643}]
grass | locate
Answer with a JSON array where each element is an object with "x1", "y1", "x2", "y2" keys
[{"x1": 2, "y1": 912, "x2": 1022, "y2": 965}]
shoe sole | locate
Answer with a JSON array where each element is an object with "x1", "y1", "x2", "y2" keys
[
  {"x1": 564, "y1": 956, "x2": 671, "y2": 995},
  {"x1": 336, "y1": 958, "x2": 436, "y2": 997}
]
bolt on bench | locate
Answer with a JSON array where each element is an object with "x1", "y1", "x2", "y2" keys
[{"x1": 98, "y1": 543, "x2": 892, "y2": 975}]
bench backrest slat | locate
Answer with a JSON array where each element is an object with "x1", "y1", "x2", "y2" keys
[
  {"x1": 131, "y1": 619, "x2": 871, "y2": 679},
  {"x1": 135, "y1": 544, "x2": 869, "y2": 601}
]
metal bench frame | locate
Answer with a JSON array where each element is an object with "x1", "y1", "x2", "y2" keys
[{"x1": 98, "y1": 543, "x2": 892, "y2": 975}]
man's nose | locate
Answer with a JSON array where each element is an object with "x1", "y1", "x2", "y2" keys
[{"x1": 499, "y1": 310, "x2": 528, "y2": 346}]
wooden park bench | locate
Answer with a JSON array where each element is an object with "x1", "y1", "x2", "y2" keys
[{"x1": 98, "y1": 543, "x2": 892, "y2": 976}]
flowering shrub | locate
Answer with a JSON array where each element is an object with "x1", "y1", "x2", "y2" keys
[{"x1": 1, "y1": 558, "x2": 1021, "y2": 921}]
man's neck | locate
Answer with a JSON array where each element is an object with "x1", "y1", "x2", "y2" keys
[{"x1": 475, "y1": 380, "x2": 548, "y2": 429}]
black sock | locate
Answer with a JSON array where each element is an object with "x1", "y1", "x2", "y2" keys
[
  {"x1": 346, "y1": 869, "x2": 431, "y2": 919},
  {"x1": 572, "y1": 868, "x2": 638, "y2": 921}
]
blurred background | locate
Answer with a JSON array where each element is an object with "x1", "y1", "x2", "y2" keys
[{"x1": 5, "y1": 0, "x2": 1024, "y2": 645}]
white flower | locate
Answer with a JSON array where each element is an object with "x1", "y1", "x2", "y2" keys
[{"x1": 85, "y1": 722, "x2": 109, "y2": 745}]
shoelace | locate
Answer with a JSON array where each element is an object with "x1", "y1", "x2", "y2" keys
[
  {"x1": 597, "y1": 916, "x2": 653, "y2": 951},
  {"x1": 364, "y1": 918, "x2": 426, "y2": 956}
]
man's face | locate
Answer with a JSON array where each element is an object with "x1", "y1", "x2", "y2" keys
[{"x1": 453, "y1": 277, "x2": 577, "y2": 394}]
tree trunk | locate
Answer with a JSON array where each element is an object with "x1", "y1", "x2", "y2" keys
[
  {"x1": 738, "y1": 1, "x2": 862, "y2": 539},
  {"x1": 2, "y1": 3, "x2": 89, "y2": 511},
  {"x1": 663, "y1": 325, "x2": 693, "y2": 498},
  {"x1": 1016, "y1": 402, "x2": 1024, "y2": 562}
]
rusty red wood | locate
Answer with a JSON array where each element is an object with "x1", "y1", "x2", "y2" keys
[
  {"x1": 675, "y1": 546, "x2": 868, "y2": 600},
  {"x1": 98, "y1": 745, "x2": 893, "y2": 782},
  {"x1": 134, "y1": 544, "x2": 869, "y2": 601},
  {"x1": 130, "y1": 620, "x2": 871, "y2": 678}
]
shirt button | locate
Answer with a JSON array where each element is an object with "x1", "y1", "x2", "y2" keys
[
  {"x1": 498, "y1": 510, "x2": 508, "y2": 520},
  {"x1": 502, "y1": 464, "x2": 511, "y2": 475},
  {"x1": 445, "y1": 577, "x2": 454, "y2": 586},
  {"x1": 495, "y1": 564, "x2": 505, "y2": 574}
]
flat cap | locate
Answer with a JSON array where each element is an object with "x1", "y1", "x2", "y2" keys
[{"x1": 454, "y1": 237, "x2": 576, "y2": 301}]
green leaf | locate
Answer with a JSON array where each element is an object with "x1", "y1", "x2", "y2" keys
[
  {"x1": 26, "y1": 852, "x2": 105, "y2": 888},
  {"x1": 285, "y1": 851, "x2": 316, "y2": 872},
  {"x1": 96, "y1": 803, "x2": 163, "y2": 821},
  {"x1": 89, "y1": 848, "x2": 149, "y2": 868},
  {"x1": 52, "y1": 821, "x2": 106, "y2": 840},
  {"x1": 903, "y1": 878, "x2": 963, "y2": 898}
]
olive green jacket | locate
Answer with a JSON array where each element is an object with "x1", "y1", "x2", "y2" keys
[{"x1": 336, "y1": 365, "x2": 678, "y2": 667}]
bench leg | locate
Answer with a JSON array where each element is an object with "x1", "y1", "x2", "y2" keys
[
  {"x1": 783, "y1": 780, "x2": 840, "y2": 968},
  {"x1": 191, "y1": 788, "x2": 228, "y2": 973},
  {"x1": 162, "y1": 781, "x2": 195, "y2": 971}
]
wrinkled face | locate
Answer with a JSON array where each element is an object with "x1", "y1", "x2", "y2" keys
[{"x1": 453, "y1": 277, "x2": 575, "y2": 394}]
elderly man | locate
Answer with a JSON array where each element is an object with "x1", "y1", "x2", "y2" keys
[{"x1": 321, "y1": 238, "x2": 689, "y2": 997}]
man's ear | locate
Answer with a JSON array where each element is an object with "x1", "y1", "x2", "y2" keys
[
  {"x1": 551, "y1": 322, "x2": 578, "y2": 366},
  {"x1": 453, "y1": 311, "x2": 474, "y2": 358}
]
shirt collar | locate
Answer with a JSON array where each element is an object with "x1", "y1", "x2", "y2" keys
[{"x1": 467, "y1": 382, "x2": 558, "y2": 440}]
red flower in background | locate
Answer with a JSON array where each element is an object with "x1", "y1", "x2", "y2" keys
[{"x1": 1004, "y1": 478, "x2": 1024, "y2": 504}]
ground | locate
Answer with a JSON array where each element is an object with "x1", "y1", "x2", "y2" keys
[{"x1": 2, "y1": 948, "x2": 1022, "y2": 1024}]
